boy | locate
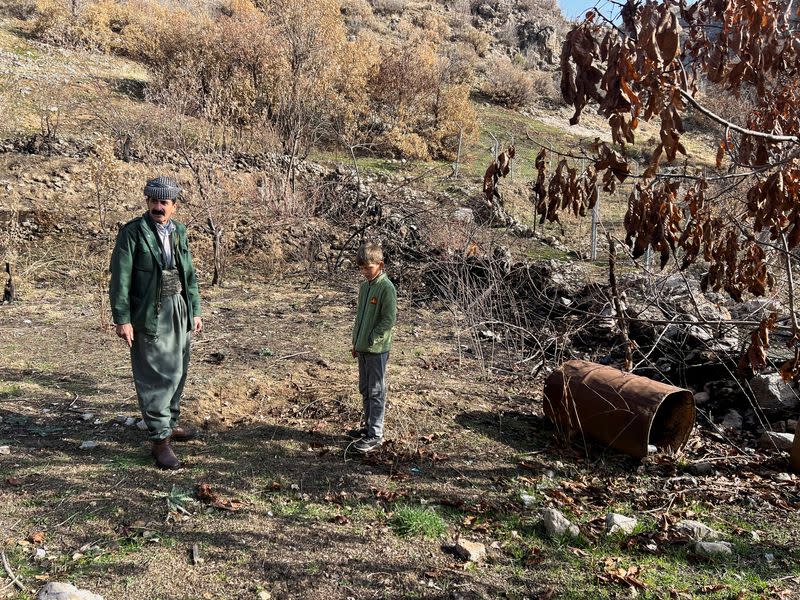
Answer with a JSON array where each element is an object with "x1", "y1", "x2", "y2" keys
[{"x1": 349, "y1": 241, "x2": 397, "y2": 453}]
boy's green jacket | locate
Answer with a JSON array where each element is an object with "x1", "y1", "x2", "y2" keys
[
  {"x1": 352, "y1": 272, "x2": 397, "y2": 354},
  {"x1": 109, "y1": 213, "x2": 201, "y2": 336}
]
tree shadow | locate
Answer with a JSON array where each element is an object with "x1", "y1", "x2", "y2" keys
[
  {"x1": 454, "y1": 409, "x2": 551, "y2": 454},
  {"x1": 105, "y1": 77, "x2": 147, "y2": 102},
  {"x1": 0, "y1": 366, "x2": 102, "y2": 397}
]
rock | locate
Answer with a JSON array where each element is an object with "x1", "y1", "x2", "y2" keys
[
  {"x1": 675, "y1": 520, "x2": 721, "y2": 541},
  {"x1": 605, "y1": 513, "x2": 637, "y2": 535},
  {"x1": 520, "y1": 493, "x2": 536, "y2": 508},
  {"x1": 136, "y1": 419, "x2": 147, "y2": 430},
  {"x1": 749, "y1": 373, "x2": 800, "y2": 413},
  {"x1": 454, "y1": 538, "x2": 486, "y2": 562},
  {"x1": 730, "y1": 298, "x2": 780, "y2": 321},
  {"x1": 114, "y1": 415, "x2": 127, "y2": 424},
  {"x1": 721, "y1": 410, "x2": 743, "y2": 430},
  {"x1": 124, "y1": 417, "x2": 136, "y2": 427},
  {"x1": 541, "y1": 508, "x2": 580, "y2": 538},
  {"x1": 786, "y1": 419, "x2": 798, "y2": 432},
  {"x1": 452, "y1": 207, "x2": 474, "y2": 223},
  {"x1": 79, "y1": 441, "x2": 98, "y2": 450},
  {"x1": 693, "y1": 391, "x2": 710, "y2": 405},
  {"x1": 759, "y1": 431, "x2": 794, "y2": 451},
  {"x1": 36, "y1": 582, "x2": 104, "y2": 600},
  {"x1": 0, "y1": 446, "x2": 10, "y2": 455},
  {"x1": 80, "y1": 413, "x2": 94, "y2": 421},
  {"x1": 688, "y1": 461, "x2": 715, "y2": 476},
  {"x1": 775, "y1": 472, "x2": 793, "y2": 482},
  {"x1": 695, "y1": 541, "x2": 733, "y2": 557}
]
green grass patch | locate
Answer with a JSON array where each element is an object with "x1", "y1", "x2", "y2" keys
[
  {"x1": 389, "y1": 505, "x2": 446, "y2": 539},
  {"x1": 0, "y1": 383, "x2": 23, "y2": 398}
]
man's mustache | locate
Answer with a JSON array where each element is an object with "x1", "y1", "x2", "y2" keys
[{"x1": 151, "y1": 209, "x2": 165, "y2": 216}]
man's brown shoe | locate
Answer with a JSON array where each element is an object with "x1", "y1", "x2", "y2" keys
[
  {"x1": 170, "y1": 425, "x2": 197, "y2": 442},
  {"x1": 151, "y1": 439, "x2": 181, "y2": 469}
]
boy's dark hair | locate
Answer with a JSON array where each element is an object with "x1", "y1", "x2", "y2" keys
[{"x1": 356, "y1": 241, "x2": 383, "y2": 266}]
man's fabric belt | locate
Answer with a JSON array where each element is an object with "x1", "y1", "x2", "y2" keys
[{"x1": 161, "y1": 270, "x2": 183, "y2": 298}]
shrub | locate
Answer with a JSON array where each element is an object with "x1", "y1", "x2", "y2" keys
[
  {"x1": 389, "y1": 505, "x2": 446, "y2": 538},
  {"x1": 31, "y1": 0, "x2": 127, "y2": 51},
  {"x1": 0, "y1": 0, "x2": 37, "y2": 19},
  {"x1": 371, "y1": 0, "x2": 404, "y2": 15},
  {"x1": 369, "y1": 36, "x2": 477, "y2": 160},
  {"x1": 456, "y1": 23, "x2": 492, "y2": 57},
  {"x1": 529, "y1": 69, "x2": 560, "y2": 105},
  {"x1": 483, "y1": 57, "x2": 535, "y2": 108}
]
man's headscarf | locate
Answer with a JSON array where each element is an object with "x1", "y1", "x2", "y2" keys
[{"x1": 144, "y1": 176, "x2": 181, "y2": 200}]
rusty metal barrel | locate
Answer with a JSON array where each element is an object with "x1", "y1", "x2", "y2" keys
[{"x1": 543, "y1": 360, "x2": 696, "y2": 459}]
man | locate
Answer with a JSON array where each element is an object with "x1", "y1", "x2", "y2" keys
[{"x1": 109, "y1": 176, "x2": 202, "y2": 469}]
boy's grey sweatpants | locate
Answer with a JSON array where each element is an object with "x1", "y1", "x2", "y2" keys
[
  {"x1": 130, "y1": 293, "x2": 191, "y2": 441},
  {"x1": 358, "y1": 352, "x2": 389, "y2": 439}
]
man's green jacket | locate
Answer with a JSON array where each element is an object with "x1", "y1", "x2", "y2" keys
[
  {"x1": 109, "y1": 213, "x2": 201, "y2": 336},
  {"x1": 352, "y1": 272, "x2": 397, "y2": 354}
]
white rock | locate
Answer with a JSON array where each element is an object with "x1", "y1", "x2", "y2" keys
[
  {"x1": 36, "y1": 582, "x2": 104, "y2": 600},
  {"x1": 0, "y1": 446, "x2": 10, "y2": 455},
  {"x1": 520, "y1": 493, "x2": 536, "y2": 508},
  {"x1": 605, "y1": 513, "x2": 637, "y2": 535},
  {"x1": 124, "y1": 417, "x2": 136, "y2": 427},
  {"x1": 695, "y1": 541, "x2": 733, "y2": 557},
  {"x1": 136, "y1": 419, "x2": 147, "y2": 430},
  {"x1": 80, "y1": 413, "x2": 94, "y2": 421},
  {"x1": 675, "y1": 520, "x2": 721, "y2": 541},
  {"x1": 749, "y1": 373, "x2": 799, "y2": 413},
  {"x1": 454, "y1": 538, "x2": 486, "y2": 562},
  {"x1": 452, "y1": 207, "x2": 474, "y2": 223},
  {"x1": 34, "y1": 548, "x2": 46, "y2": 560},
  {"x1": 79, "y1": 441, "x2": 98, "y2": 450},
  {"x1": 759, "y1": 431, "x2": 794, "y2": 451},
  {"x1": 721, "y1": 410, "x2": 743, "y2": 430},
  {"x1": 541, "y1": 508, "x2": 580, "y2": 538}
]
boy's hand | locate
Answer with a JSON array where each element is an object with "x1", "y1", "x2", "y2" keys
[{"x1": 351, "y1": 349, "x2": 358, "y2": 358}]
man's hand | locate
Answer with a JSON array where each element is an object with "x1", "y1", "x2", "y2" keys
[
  {"x1": 351, "y1": 349, "x2": 358, "y2": 358},
  {"x1": 194, "y1": 317, "x2": 203, "y2": 333},
  {"x1": 115, "y1": 323, "x2": 134, "y2": 348}
]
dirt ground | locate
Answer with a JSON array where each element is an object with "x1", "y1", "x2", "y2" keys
[
  {"x1": 0, "y1": 268, "x2": 549, "y2": 600},
  {"x1": 1, "y1": 264, "x2": 799, "y2": 600}
]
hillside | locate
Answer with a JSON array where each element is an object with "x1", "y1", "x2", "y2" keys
[{"x1": 1, "y1": 2, "x2": 799, "y2": 600}]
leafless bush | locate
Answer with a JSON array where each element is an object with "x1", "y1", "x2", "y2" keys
[
  {"x1": 425, "y1": 244, "x2": 557, "y2": 376},
  {"x1": 483, "y1": 57, "x2": 535, "y2": 108},
  {"x1": 528, "y1": 69, "x2": 560, "y2": 105},
  {"x1": 371, "y1": 0, "x2": 405, "y2": 15},
  {"x1": 257, "y1": 175, "x2": 322, "y2": 220},
  {"x1": 0, "y1": 0, "x2": 37, "y2": 19}
]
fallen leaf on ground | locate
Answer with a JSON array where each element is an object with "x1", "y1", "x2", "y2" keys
[
  {"x1": 328, "y1": 515, "x2": 350, "y2": 525},
  {"x1": 29, "y1": 531, "x2": 45, "y2": 544},
  {"x1": 196, "y1": 482, "x2": 242, "y2": 511}
]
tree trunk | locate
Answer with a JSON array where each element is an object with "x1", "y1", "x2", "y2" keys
[{"x1": 208, "y1": 217, "x2": 224, "y2": 286}]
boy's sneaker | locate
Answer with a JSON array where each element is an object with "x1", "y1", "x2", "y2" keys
[
  {"x1": 346, "y1": 427, "x2": 367, "y2": 440},
  {"x1": 353, "y1": 435, "x2": 383, "y2": 453}
]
